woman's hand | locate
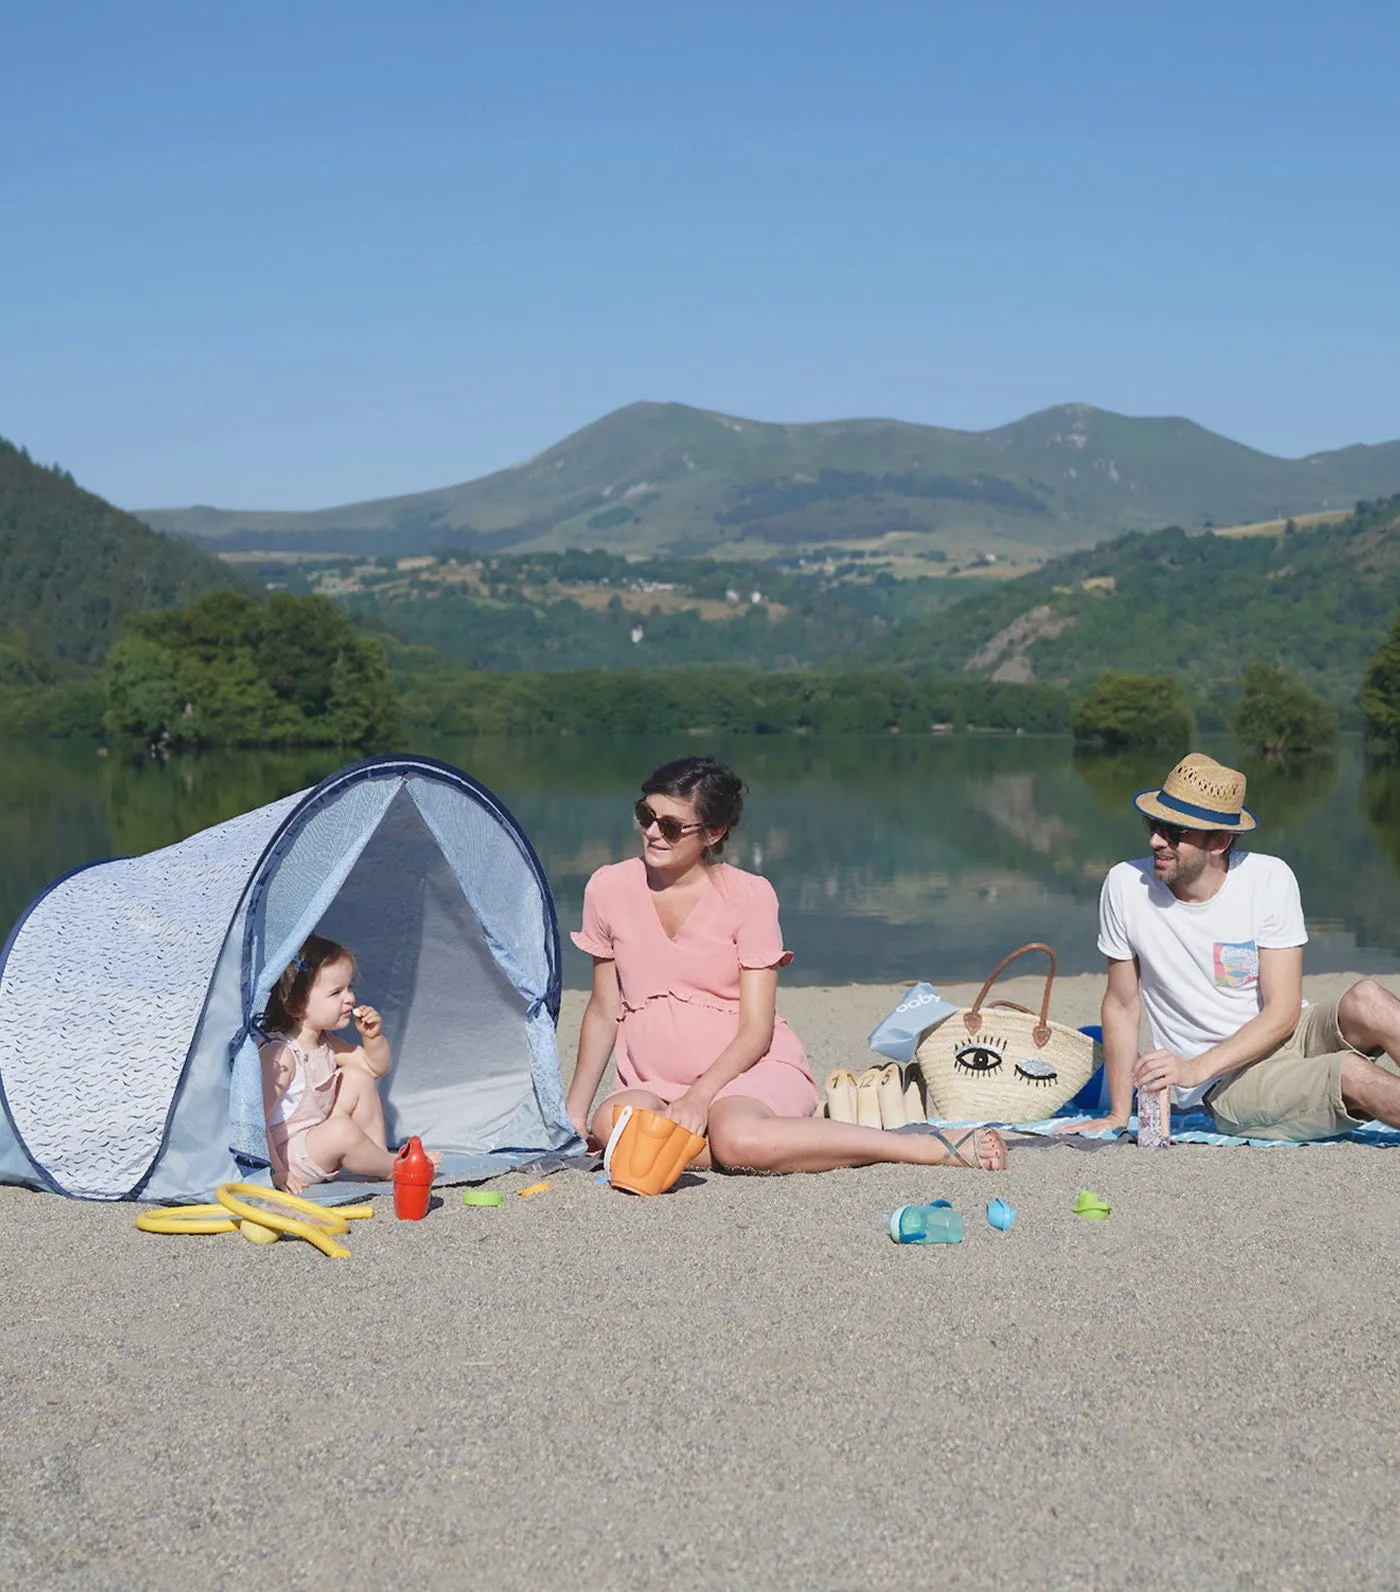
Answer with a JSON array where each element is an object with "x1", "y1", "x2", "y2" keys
[
  {"x1": 353, "y1": 1004, "x2": 383, "y2": 1042},
  {"x1": 665, "y1": 1091, "x2": 710, "y2": 1139}
]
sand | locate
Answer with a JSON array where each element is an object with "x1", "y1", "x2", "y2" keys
[{"x1": 4, "y1": 973, "x2": 1400, "y2": 1590}]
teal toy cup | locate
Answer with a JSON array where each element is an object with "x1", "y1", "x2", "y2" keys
[{"x1": 889, "y1": 1200, "x2": 964, "y2": 1244}]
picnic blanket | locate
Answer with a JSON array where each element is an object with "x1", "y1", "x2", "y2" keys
[
  {"x1": 998, "y1": 1107, "x2": 1400, "y2": 1149},
  {"x1": 869, "y1": 986, "x2": 1400, "y2": 1147}
]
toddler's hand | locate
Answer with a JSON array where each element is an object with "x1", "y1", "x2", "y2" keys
[{"x1": 353, "y1": 1004, "x2": 383, "y2": 1041}]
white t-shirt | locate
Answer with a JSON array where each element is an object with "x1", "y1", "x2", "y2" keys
[{"x1": 1096, "y1": 851, "x2": 1308, "y2": 1107}]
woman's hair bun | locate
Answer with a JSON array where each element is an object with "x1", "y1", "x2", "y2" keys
[{"x1": 641, "y1": 756, "x2": 745, "y2": 860}]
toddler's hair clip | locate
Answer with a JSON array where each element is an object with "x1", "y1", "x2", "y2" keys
[{"x1": 293, "y1": 955, "x2": 311, "y2": 973}]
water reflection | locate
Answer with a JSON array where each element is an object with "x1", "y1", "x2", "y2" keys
[
  {"x1": 4, "y1": 735, "x2": 1400, "y2": 986},
  {"x1": 0, "y1": 743, "x2": 342, "y2": 948}
]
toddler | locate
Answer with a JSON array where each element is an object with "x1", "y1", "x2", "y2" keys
[{"x1": 259, "y1": 934, "x2": 438, "y2": 1193}]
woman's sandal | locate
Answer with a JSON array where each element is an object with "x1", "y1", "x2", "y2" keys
[{"x1": 894, "y1": 1122, "x2": 1008, "y2": 1170}]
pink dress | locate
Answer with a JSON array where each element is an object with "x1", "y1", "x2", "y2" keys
[{"x1": 572, "y1": 858, "x2": 818, "y2": 1117}]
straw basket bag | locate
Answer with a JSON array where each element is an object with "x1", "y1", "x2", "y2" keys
[{"x1": 915, "y1": 942, "x2": 1095, "y2": 1121}]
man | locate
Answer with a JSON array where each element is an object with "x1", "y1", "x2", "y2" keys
[{"x1": 1078, "y1": 751, "x2": 1400, "y2": 1140}]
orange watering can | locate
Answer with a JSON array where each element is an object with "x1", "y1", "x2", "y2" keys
[
  {"x1": 604, "y1": 1106, "x2": 706, "y2": 1196},
  {"x1": 393, "y1": 1136, "x2": 435, "y2": 1220}
]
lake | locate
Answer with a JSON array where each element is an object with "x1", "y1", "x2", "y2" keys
[{"x1": 5, "y1": 734, "x2": 1400, "y2": 989}]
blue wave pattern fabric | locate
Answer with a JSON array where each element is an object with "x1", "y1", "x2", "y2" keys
[
  {"x1": 0, "y1": 796, "x2": 300, "y2": 1198},
  {"x1": 0, "y1": 756, "x2": 583, "y2": 1200}
]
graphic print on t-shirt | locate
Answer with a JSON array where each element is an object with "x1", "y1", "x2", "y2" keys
[{"x1": 1213, "y1": 940, "x2": 1259, "y2": 989}]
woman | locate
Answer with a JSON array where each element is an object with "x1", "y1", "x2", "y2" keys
[{"x1": 566, "y1": 756, "x2": 1006, "y2": 1173}]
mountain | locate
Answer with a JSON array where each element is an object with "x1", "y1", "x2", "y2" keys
[
  {"x1": 138, "y1": 401, "x2": 1400, "y2": 563},
  {"x1": 0, "y1": 436, "x2": 239, "y2": 666},
  {"x1": 851, "y1": 492, "x2": 1400, "y2": 710}
]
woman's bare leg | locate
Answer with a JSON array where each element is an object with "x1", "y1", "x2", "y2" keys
[
  {"x1": 706, "y1": 1098, "x2": 1007, "y2": 1174},
  {"x1": 587, "y1": 1089, "x2": 669, "y2": 1148},
  {"x1": 590, "y1": 1089, "x2": 720, "y2": 1168}
]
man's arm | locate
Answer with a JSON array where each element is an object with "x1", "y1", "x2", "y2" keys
[
  {"x1": 1133, "y1": 945, "x2": 1303, "y2": 1094},
  {"x1": 1099, "y1": 955, "x2": 1142, "y2": 1126},
  {"x1": 1055, "y1": 955, "x2": 1140, "y2": 1133}
]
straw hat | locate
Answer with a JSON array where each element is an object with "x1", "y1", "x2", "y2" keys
[{"x1": 1133, "y1": 752, "x2": 1257, "y2": 833}]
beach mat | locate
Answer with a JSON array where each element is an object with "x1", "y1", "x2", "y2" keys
[{"x1": 1007, "y1": 1108, "x2": 1400, "y2": 1149}]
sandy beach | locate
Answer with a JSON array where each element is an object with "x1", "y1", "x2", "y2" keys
[{"x1": 4, "y1": 972, "x2": 1400, "y2": 1589}]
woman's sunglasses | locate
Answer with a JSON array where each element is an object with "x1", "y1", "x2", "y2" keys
[{"x1": 634, "y1": 800, "x2": 704, "y2": 844}]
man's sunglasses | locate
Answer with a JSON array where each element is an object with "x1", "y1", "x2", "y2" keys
[
  {"x1": 635, "y1": 801, "x2": 705, "y2": 844},
  {"x1": 1142, "y1": 815, "x2": 1191, "y2": 846}
]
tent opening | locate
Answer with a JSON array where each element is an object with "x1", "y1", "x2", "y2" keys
[{"x1": 303, "y1": 783, "x2": 537, "y2": 1152}]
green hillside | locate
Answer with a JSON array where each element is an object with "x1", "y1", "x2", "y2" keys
[
  {"x1": 323, "y1": 547, "x2": 944, "y2": 672},
  {"x1": 137, "y1": 401, "x2": 1400, "y2": 563},
  {"x1": 0, "y1": 437, "x2": 239, "y2": 667},
  {"x1": 853, "y1": 494, "x2": 1400, "y2": 712}
]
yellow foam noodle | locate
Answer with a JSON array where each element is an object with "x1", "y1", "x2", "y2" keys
[
  {"x1": 136, "y1": 1204, "x2": 238, "y2": 1235},
  {"x1": 332, "y1": 1203, "x2": 375, "y2": 1221},
  {"x1": 215, "y1": 1184, "x2": 353, "y2": 1259}
]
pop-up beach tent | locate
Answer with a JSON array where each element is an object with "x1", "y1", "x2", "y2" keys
[{"x1": 0, "y1": 754, "x2": 582, "y2": 1200}]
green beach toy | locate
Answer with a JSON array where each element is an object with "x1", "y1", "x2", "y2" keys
[
  {"x1": 1072, "y1": 1189, "x2": 1111, "y2": 1220},
  {"x1": 462, "y1": 1190, "x2": 504, "y2": 1207}
]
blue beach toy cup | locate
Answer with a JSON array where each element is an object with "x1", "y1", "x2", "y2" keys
[{"x1": 889, "y1": 1200, "x2": 964, "y2": 1244}]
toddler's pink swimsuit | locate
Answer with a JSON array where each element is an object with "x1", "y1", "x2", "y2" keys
[
  {"x1": 260, "y1": 1034, "x2": 340, "y2": 1188},
  {"x1": 572, "y1": 858, "x2": 818, "y2": 1118}
]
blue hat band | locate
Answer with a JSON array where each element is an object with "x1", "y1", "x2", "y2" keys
[{"x1": 1154, "y1": 789, "x2": 1242, "y2": 826}]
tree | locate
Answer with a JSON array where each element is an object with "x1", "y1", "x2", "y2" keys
[
  {"x1": 103, "y1": 590, "x2": 398, "y2": 749},
  {"x1": 0, "y1": 435, "x2": 239, "y2": 667},
  {"x1": 1361, "y1": 607, "x2": 1400, "y2": 755},
  {"x1": 1071, "y1": 671, "x2": 1194, "y2": 751},
  {"x1": 1235, "y1": 660, "x2": 1337, "y2": 756},
  {"x1": 103, "y1": 634, "x2": 184, "y2": 744}
]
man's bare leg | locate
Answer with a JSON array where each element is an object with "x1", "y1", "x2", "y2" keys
[
  {"x1": 1336, "y1": 979, "x2": 1400, "y2": 1065},
  {"x1": 1340, "y1": 1054, "x2": 1400, "y2": 1129}
]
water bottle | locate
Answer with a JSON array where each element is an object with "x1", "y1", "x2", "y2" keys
[
  {"x1": 888, "y1": 1200, "x2": 964, "y2": 1244},
  {"x1": 393, "y1": 1136, "x2": 435, "y2": 1220},
  {"x1": 1137, "y1": 1085, "x2": 1170, "y2": 1149}
]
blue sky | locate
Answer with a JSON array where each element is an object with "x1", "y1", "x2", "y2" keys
[{"x1": 2, "y1": 0, "x2": 1397, "y2": 509}]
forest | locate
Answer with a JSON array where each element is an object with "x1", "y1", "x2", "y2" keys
[{"x1": 3, "y1": 431, "x2": 1400, "y2": 753}]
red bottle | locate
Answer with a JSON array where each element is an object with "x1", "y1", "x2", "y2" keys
[{"x1": 393, "y1": 1136, "x2": 434, "y2": 1220}]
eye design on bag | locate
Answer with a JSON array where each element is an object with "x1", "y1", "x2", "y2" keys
[
  {"x1": 954, "y1": 1036, "x2": 1005, "y2": 1074},
  {"x1": 1015, "y1": 1056, "x2": 1059, "y2": 1087}
]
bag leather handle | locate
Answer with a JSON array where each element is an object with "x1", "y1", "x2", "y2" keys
[{"x1": 963, "y1": 942, "x2": 1056, "y2": 1049}]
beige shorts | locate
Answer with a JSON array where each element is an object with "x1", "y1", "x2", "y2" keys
[
  {"x1": 268, "y1": 1124, "x2": 333, "y2": 1191},
  {"x1": 1206, "y1": 999, "x2": 1400, "y2": 1141}
]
